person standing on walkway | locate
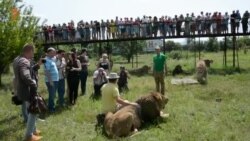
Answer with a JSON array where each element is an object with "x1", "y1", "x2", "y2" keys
[
  {"x1": 13, "y1": 44, "x2": 42, "y2": 141},
  {"x1": 153, "y1": 46, "x2": 167, "y2": 95},
  {"x1": 242, "y1": 11, "x2": 249, "y2": 33},
  {"x1": 79, "y1": 48, "x2": 89, "y2": 96}
]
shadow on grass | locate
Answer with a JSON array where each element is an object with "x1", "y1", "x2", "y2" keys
[
  {"x1": 0, "y1": 83, "x2": 13, "y2": 93},
  {"x1": 94, "y1": 116, "x2": 169, "y2": 140},
  {"x1": 89, "y1": 93, "x2": 101, "y2": 101},
  {"x1": 0, "y1": 115, "x2": 24, "y2": 141},
  {"x1": 140, "y1": 117, "x2": 169, "y2": 130},
  {"x1": 38, "y1": 98, "x2": 75, "y2": 120},
  {"x1": 208, "y1": 67, "x2": 250, "y2": 75}
]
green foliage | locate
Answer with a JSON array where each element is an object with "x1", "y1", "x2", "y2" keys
[
  {"x1": 114, "y1": 41, "x2": 146, "y2": 63},
  {"x1": 0, "y1": 0, "x2": 39, "y2": 85},
  {"x1": 165, "y1": 40, "x2": 182, "y2": 51},
  {"x1": 205, "y1": 37, "x2": 220, "y2": 52},
  {"x1": 168, "y1": 50, "x2": 183, "y2": 60}
]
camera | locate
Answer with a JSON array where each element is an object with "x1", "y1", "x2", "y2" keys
[
  {"x1": 41, "y1": 58, "x2": 46, "y2": 63},
  {"x1": 12, "y1": 95, "x2": 23, "y2": 105}
]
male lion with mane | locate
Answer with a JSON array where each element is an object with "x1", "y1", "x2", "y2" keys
[{"x1": 136, "y1": 92, "x2": 168, "y2": 123}]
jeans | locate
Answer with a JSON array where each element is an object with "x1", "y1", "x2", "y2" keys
[
  {"x1": 80, "y1": 70, "x2": 88, "y2": 95},
  {"x1": 46, "y1": 81, "x2": 58, "y2": 111},
  {"x1": 21, "y1": 102, "x2": 28, "y2": 122},
  {"x1": 57, "y1": 79, "x2": 65, "y2": 106},
  {"x1": 24, "y1": 102, "x2": 37, "y2": 138}
]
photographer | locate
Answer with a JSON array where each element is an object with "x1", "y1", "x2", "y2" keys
[
  {"x1": 93, "y1": 67, "x2": 108, "y2": 98},
  {"x1": 13, "y1": 44, "x2": 42, "y2": 141},
  {"x1": 12, "y1": 57, "x2": 42, "y2": 123}
]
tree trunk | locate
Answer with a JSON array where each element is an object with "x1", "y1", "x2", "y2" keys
[
  {"x1": 127, "y1": 56, "x2": 131, "y2": 63},
  {"x1": 0, "y1": 73, "x2": 2, "y2": 86}
]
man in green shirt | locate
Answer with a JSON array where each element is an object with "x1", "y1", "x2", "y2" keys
[{"x1": 153, "y1": 46, "x2": 167, "y2": 95}]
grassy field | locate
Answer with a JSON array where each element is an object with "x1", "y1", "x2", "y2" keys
[{"x1": 0, "y1": 50, "x2": 250, "y2": 141}]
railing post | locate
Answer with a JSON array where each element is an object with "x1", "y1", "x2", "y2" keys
[
  {"x1": 194, "y1": 38, "x2": 196, "y2": 69},
  {"x1": 224, "y1": 36, "x2": 227, "y2": 67},
  {"x1": 198, "y1": 37, "x2": 201, "y2": 60},
  {"x1": 232, "y1": 36, "x2": 236, "y2": 68}
]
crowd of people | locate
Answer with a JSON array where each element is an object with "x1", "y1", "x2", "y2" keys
[
  {"x1": 13, "y1": 43, "x2": 135, "y2": 140},
  {"x1": 40, "y1": 10, "x2": 250, "y2": 43},
  {"x1": 42, "y1": 47, "x2": 131, "y2": 108}
]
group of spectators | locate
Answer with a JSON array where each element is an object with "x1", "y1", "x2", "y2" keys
[
  {"x1": 13, "y1": 44, "x2": 131, "y2": 141},
  {"x1": 40, "y1": 10, "x2": 250, "y2": 43},
  {"x1": 42, "y1": 47, "x2": 130, "y2": 109}
]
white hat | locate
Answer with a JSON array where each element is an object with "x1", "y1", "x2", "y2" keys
[
  {"x1": 107, "y1": 72, "x2": 119, "y2": 79},
  {"x1": 98, "y1": 67, "x2": 105, "y2": 72},
  {"x1": 155, "y1": 46, "x2": 160, "y2": 50},
  {"x1": 102, "y1": 53, "x2": 108, "y2": 57},
  {"x1": 47, "y1": 47, "x2": 56, "y2": 52}
]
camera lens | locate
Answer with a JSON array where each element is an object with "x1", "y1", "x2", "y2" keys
[{"x1": 42, "y1": 59, "x2": 46, "y2": 63}]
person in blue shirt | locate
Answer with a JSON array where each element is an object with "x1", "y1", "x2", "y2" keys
[{"x1": 44, "y1": 47, "x2": 59, "y2": 112}]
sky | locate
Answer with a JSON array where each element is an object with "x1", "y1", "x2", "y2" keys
[{"x1": 24, "y1": 0, "x2": 249, "y2": 25}]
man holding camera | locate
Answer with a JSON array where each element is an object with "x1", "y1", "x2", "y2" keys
[
  {"x1": 13, "y1": 44, "x2": 42, "y2": 141},
  {"x1": 93, "y1": 67, "x2": 108, "y2": 98}
]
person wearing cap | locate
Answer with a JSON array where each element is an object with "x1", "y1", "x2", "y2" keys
[
  {"x1": 101, "y1": 72, "x2": 138, "y2": 114},
  {"x1": 97, "y1": 53, "x2": 111, "y2": 74},
  {"x1": 79, "y1": 48, "x2": 90, "y2": 96},
  {"x1": 153, "y1": 46, "x2": 167, "y2": 95},
  {"x1": 44, "y1": 47, "x2": 59, "y2": 112},
  {"x1": 93, "y1": 67, "x2": 108, "y2": 98}
]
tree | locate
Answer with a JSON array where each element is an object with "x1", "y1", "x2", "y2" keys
[
  {"x1": 0, "y1": 0, "x2": 39, "y2": 85},
  {"x1": 205, "y1": 37, "x2": 220, "y2": 52},
  {"x1": 115, "y1": 41, "x2": 146, "y2": 63}
]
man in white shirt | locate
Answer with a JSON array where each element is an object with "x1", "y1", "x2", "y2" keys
[
  {"x1": 56, "y1": 50, "x2": 66, "y2": 107},
  {"x1": 141, "y1": 15, "x2": 148, "y2": 37},
  {"x1": 93, "y1": 67, "x2": 108, "y2": 98},
  {"x1": 200, "y1": 11, "x2": 205, "y2": 34},
  {"x1": 223, "y1": 12, "x2": 229, "y2": 34}
]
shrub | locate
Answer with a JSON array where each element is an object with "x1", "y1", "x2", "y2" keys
[{"x1": 168, "y1": 51, "x2": 183, "y2": 60}]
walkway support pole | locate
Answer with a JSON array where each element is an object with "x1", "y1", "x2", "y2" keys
[
  {"x1": 194, "y1": 38, "x2": 196, "y2": 69},
  {"x1": 223, "y1": 36, "x2": 227, "y2": 67},
  {"x1": 163, "y1": 38, "x2": 166, "y2": 54},
  {"x1": 233, "y1": 36, "x2": 236, "y2": 68},
  {"x1": 198, "y1": 37, "x2": 201, "y2": 60}
]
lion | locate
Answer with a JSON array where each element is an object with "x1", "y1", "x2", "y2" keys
[
  {"x1": 136, "y1": 92, "x2": 168, "y2": 123},
  {"x1": 104, "y1": 104, "x2": 141, "y2": 138},
  {"x1": 128, "y1": 65, "x2": 151, "y2": 76},
  {"x1": 196, "y1": 60, "x2": 208, "y2": 84},
  {"x1": 203, "y1": 59, "x2": 213, "y2": 68}
]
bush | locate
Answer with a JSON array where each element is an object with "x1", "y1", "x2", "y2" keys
[{"x1": 168, "y1": 51, "x2": 183, "y2": 60}]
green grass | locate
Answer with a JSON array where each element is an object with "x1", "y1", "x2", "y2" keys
[{"x1": 1, "y1": 50, "x2": 250, "y2": 141}]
